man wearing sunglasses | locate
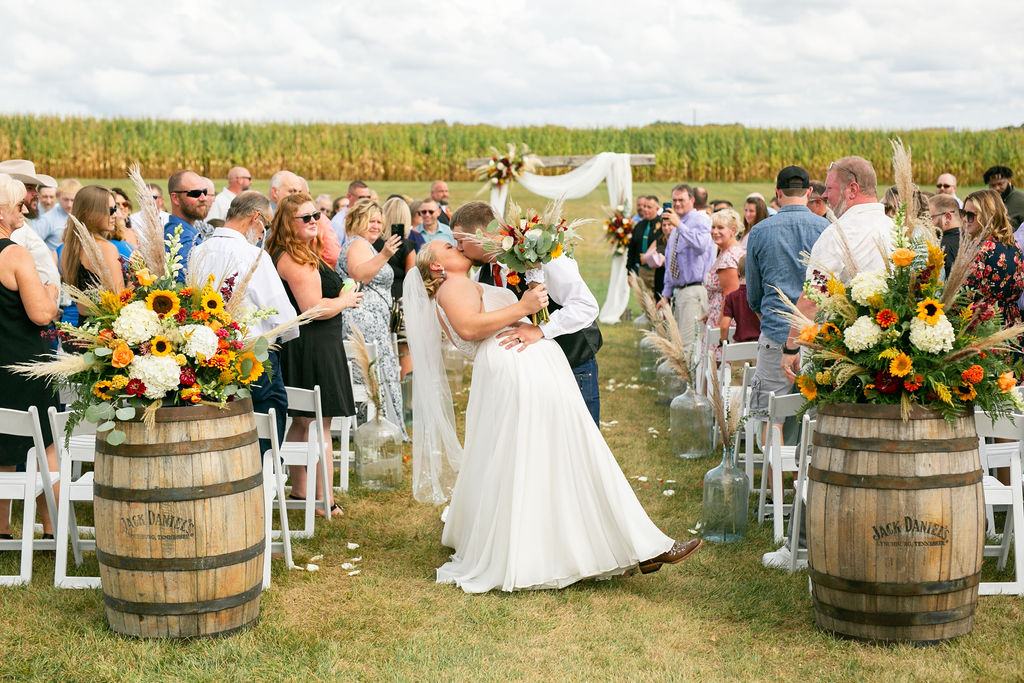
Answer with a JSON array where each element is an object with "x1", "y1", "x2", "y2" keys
[
  {"x1": 207, "y1": 166, "x2": 253, "y2": 223},
  {"x1": 164, "y1": 169, "x2": 211, "y2": 279},
  {"x1": 412, "y1": 198, "x2": 456, "y2": 246},
  {"x1": 935, "y1": 173, "x2": 962, "y2": 209},
  {"x1": 983, "y1": 165, "x2": 1024, "y2": 230},
  {"x1": 129, "y1": 183, "x2": 170, "y2": 230}
]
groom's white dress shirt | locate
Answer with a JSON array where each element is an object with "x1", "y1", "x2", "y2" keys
[{"x1": 488, "y1": 255, "x2": 599, "y2": 340}]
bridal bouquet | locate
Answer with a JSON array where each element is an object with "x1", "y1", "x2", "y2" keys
[
  {"x1": 786, "y1": 208, "x2": 1024, "y2": 423},
  {"x1": 475, "y1": 143, "x2": 542, "y2": 187},
  {"x1": 474, "y1": 200, "x2": 587, "y2": 324},
  {"x1": 603, "y1": 205, "x2": 634, "y2": 255},
  {"x1": 13, "y1": 167, "x2": 295, "y2": 445}
]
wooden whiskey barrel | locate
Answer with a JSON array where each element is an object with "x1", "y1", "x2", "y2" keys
[
  {"x1": 806, "y1": 403, "x2": 984, "y2": 644},
  {"x1": 93, "y1": 398, "x2": 265, "y2": 639}
]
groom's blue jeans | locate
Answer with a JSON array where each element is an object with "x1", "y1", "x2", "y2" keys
[{"x1": 572, "y1": 356, "x2": 600, "y2": 425}]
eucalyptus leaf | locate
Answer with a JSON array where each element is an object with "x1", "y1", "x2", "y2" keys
[
  {"x1": 98, "y1": 403, "x2": 116, "y2": 419},
  {"x1": 82, "y1": 350, "x2": 97, "y2": 365},
  {"x1": 97, "y1": 420, "x2": 115, "y2": 432},
  {"x1": 236, "y1": 387, "x2": 251, "y2": 399},
  {"x1": 84, "y1": 403, "x2": 105, "y2": 423},
  {"x1": 115, "y1": 406, "x2": 136, "y2": 421},
  {"x1": 94, "y1": 347, "x2": 113, "y2": 357},
  {"x1": 106, "y1": 429, "x2": 126, "y2": 446},
  {"x1": 224, "y1": 384, "x2": 238, "y2": 396}
]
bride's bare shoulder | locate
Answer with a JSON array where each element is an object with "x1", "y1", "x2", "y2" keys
[{"x1": 437, "y1": 275, "x2": 482, "y2": 305}]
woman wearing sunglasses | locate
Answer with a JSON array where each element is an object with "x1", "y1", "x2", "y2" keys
[
  {"x1": 337, "y1": 198, "x2": 407, "y2": 438},
  {"x1": 267, "y1": 193, "x2": 363, "y2": 517},
  {"x1": 58, "y1": 185, "x2": 125, "y2": 323},
  {"x1": 961, "y1": 189, "x2": 1024, "y2": 335}
]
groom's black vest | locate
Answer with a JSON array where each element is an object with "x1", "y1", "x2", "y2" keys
[{"x1": 479, "y1": 266, "x2": 603, "y2": 369}]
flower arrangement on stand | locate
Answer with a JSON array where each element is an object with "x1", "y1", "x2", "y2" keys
[
  {"x1": 473, "y1": 200, "x2": 587, "y2": 324},
  {"x1": 603, "y1": 204, "x2": 634, "y2": 255},
  {"x1": 783, "y1": 207, "x2": 1024, "y2": 422},
  {"x1": 475, "y1": 142, "x2": 542, "y2": 188},
  {"x1": 13, "y1": 166, "x2": 306, "y2": 444}
]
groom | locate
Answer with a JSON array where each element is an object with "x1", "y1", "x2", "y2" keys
[{"x1": 451, "y1": 201, "x2": 604, "y2": 423}]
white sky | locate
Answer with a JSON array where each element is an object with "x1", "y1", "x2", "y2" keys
[{"x1": 5, "y1": 0, "x2": 1023, "y2": 129}]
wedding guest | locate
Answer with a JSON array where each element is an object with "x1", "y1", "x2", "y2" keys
[
  {"x1": 720, "y1": 255, "x2": 760, "y2": 344},
  {"x1": 626, "y1": 197, "x2": 664, "y2": 294},
  {"x1": 380, "y1": 197, "x2": 416, "y2": 378},
  {"x1": 0, "y1": 160, "x2": 61, "y2": 288},
  {"x1": 61, "y1": 186, "x2": 125, "y2": 316},
  {"x1": 703, "y1": 208, "x2": 744, "y2": 332},
  {"x1": 130, "y1": 183, "x2": 170, "y2": 230},
  {"x1": 409, "y1": 199, "x2": 425, "y2": 234},
  {"x1": 266, "y1": 193, "x2": 362, "y2": 516},
  {"x1": 38, "y1": 185, "x2": 56, "y2": 213},
  {"x1": 0, "y1": 173, "x2": 60, "y2": 542},
  {"x1": 961, "y1": 189, "x2": 1024, "y2": 331},
  {"x1": 807, "y1": 181, "x2": 827, "y2": 217},
  {"x1": 742, "y1": 195, "x2": 769, "y2": 243},
  {"x1": 430, "y1": 180, "x2": 451, "y2": 225},
  {"x1": 331, "y1": 196, "x2": 347, "y2": 219},
  {"x1": 936, "y1": 173, "x2": 962, "y2": 208},
  {"x1": 315, "y1": 193, "x2": 333, "y2": 216},
  {"x1": 711, "y1": 199, "x2": 733, "y2": 213},
  {"x1": 412, "y1": 198, "x2": 456, "y2": 247},
  {"x1": 928, "y1": 194, "x2": 962, "y2": 277},
  {"x1": 164, "y1": 170, "x2": 209, "y2": 275},
  {"x1": 35, "y1": 178, "x2": 81, "y2": 251},
  {"x1": 268, "y1": 170, "x2": 305, "y2": 211},
  {"x1": 110, "y1": 187, "x2": 138, "y2": 257},
  {"x1": 693, "y1": 186, "x2": 709, "y2": 213},
  {"x1": 984, "y1": 165, "x2": 1024, "y2": 229},
  {"x1": 207, "y1": 166, "x2": 252, "y2": 222},
  {"x1": 338, "y1": 198, "x2": 407, "y2": 436},
  {"x1": 330, "y1": 180, "x2": 371, "y2": 246},
  {"x1": 661, "y1": 184, "x2": 715, "y2": 356}
]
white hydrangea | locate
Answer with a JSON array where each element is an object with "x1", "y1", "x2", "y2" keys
[
  {"x1": 843, "y1": 316, "x2": 883, "y2": 352},
  {"x1": 128, "y1": 355, "x2": 182, "y2": 399},
  {"x1": 112, "y1": 301, "x2": 161, "y2": 345},
  {"x1": 180, "y1": 324, "x2": 219, "y2": 359},
  {"x1": 909, "y1": 315, "x2": 955, "y2": 354},
  {"x1": 849, "y1": 270, "x2": 889, "y2": 306}
]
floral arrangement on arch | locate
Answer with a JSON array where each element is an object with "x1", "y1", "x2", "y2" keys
[
  {"x1": 14, "y1": 166, "x2": 304, "y2": 445},
  {"x1": 784, "y1": 206, "x2": 1024, "y2": 423},
  {"x1": 475, "y1": 143, "x2": 542, "y2": 187},
  {"x1": 603, "y1": 204, "x2": 634, "y2": 255},
  {"x1": 472, "y1": 199, "x2": 588, "y2": 323}
]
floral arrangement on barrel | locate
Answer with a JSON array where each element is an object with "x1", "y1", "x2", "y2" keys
[
  {"x1": 603, "y1": 204, "x2": 634, "y2": 255},
  {"x1": 473, "y1": 199, "x2": 587, "y2": 324},
  {"x1": 475, "y1": 142, "x2": 542, "y2": 188},
  {"x1": 782, "y1": 144, "x2": 1024, "y2": 423},
  {"x1": 13, "y1": 166, "x2": 307, "y2": 444}
]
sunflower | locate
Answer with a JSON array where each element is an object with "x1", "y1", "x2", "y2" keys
[
  {"x1": 796, "y1": 375, "x2": 818, "y2": 400},
  {"x1": 200, "y1": 290, "x2": 225, "y2": 316},
  {"x1": 875, "y1": 309, "x2": 898, "y2": 328},
  {"x1": 888, "y1": 352, "x2": 913, "y2": 378},
  {"x1": 952, "y1": 382, "x2": 978, "y2": 402},
  {"x1": 150, "y1": 335, "x2": 173, "y2": 356},
  {"x1": 145, "y1": 289, "x2": 181, "y2": 318},
  {"x1": 916, "y1": 297, "x2": 943, "y2": 325},
  {"x1": 819, "y1": 322, "x2": 841, "y2": 342},
  {"x1": 92, "y1": 380, "x2": 115, "y2": 400},
  {"x1": 233, "y1": 352, "x2": 264, "y2": 384}
]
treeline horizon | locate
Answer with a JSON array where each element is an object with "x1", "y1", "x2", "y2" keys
[{"x1": 2, "y1": 114, "x2": 1021, "y2": 184}]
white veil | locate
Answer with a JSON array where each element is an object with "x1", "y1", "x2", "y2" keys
[{"x1": 403, "y1": 267, "x2": 464, "y2": 505}]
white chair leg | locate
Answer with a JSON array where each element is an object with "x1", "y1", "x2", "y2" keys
[
  {"x1": 54, "y1": 472, "x2": 72, "y2": 587},
  {"x1": 772, "y1": 447, "x2": 785, "y2": 544},
  {"x1": 757, "y1": 445, "x2": 769, "y2": 524},
  {"x1": 20, "y1": 469, "x2": 36, "y2": 585},
  {"x1": 263, "y1": 452, "x2": 273, "y2": 590},
  {"x1": 998, "y1": 513, "x2": 1013, "y2": 572}
]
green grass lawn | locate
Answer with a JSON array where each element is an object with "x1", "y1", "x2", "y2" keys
[{"x1": 1, "y1": 181, "x2": 1021, "y2": 680}]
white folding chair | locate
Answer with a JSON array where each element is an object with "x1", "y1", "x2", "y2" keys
[
  {"x1": 788, "y1": 414, "x2": 816, "y2": 572},
  {"x1": 718, "y1": 340, "x2": 758, "y2": 412},
  {"x1": 0, "y1": 406, "x2": 59, "y2": 586},
  {"x1": 757, "y1": 392, "x2": 804, "y2": 544},
  {"x1": 49, "y1": 408, "x2": 100, "y2": 589},
  {"x1": 280, "y1": 385, "x2": 332, "y2": 537},
  {"x1": 732, "y1": 364, "x2": 763, "y2": 493},
  {"x1": 256, "y1": 408, "x2": 295, "y2": 589},
  {"x1": 975, "y1": 412, "x2": 1024, "y2": 596},
  {"x1": 331, "y1": 339, "x2": 380, "y2": 491}
]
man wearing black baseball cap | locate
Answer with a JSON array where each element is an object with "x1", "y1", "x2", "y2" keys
[{"x1": 743, "y1": 164, "x2": 831, "y2": 570}]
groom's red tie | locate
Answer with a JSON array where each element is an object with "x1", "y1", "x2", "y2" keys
[{"x1": 492, "y1": 263, "x2": 502, "y2": 286}]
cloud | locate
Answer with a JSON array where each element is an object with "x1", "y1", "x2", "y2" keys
[{"x1": 2, "y1": 0, "x2": 1022, "y2": 129}]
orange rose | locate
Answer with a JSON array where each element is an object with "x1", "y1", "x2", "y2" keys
[
  {"x1": 891, "y1": 248, "x2": 916, "y2": 267},
  {"x1": 110, "y1": 342, "x2": 134, "y2": 369},
  {"x1": 998, "y1": 371, "x2": 1017, "y2": 393},
  {"x1": 506, "y1": 273, "x2": 521, "y2": 286},
  {"x1": 798, "y1": 324, "x2": 819, "y2": 344}
]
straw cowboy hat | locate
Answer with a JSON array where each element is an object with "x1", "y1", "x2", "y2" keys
[{"x1": 0, "y1": 159, "x2": 56, "y2": 188}]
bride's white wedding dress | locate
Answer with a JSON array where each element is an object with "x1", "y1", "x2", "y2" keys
[{"x1": 436, "y1": 283, "x2": 674, "y2": 593}]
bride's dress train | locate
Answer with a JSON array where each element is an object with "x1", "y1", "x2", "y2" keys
[{"x1": 436, "y1": 284, "x2": 674, "y2": 593}]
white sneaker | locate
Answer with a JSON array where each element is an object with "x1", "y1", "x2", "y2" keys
[{"x1": 761, "y1": 545, "x2": 807, "y2": 571}]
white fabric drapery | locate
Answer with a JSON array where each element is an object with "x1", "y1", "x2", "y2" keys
[{"x1": 488, "y1": 152, "x2": 633, "y2": 323}]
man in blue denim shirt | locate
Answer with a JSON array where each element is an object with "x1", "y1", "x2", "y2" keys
[
  {"x1": 746, "y1": 166, "x2": 829, "y2": 414},
  {"x1": 164, "y1": 169, "x2": 209, "y2": 280}
]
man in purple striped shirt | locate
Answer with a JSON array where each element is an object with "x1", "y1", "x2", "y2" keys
[{"x1": 661, "y1": 183, "x2": 715, "y2": 355}]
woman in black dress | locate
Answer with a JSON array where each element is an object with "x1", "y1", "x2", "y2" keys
[
  {"x1": 265, "y1": 193, "x2": 363, "y2": 517},
  {"x1": 0, "y1": 174, "x2": 60, "y2": 539}
]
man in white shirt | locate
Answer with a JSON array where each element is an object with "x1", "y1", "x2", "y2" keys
[
  {"x1": 130, "y1": 183, "x2": 170, "y2": 231},
  {"x1": 452, "y1": 201, "x2": 603, "y2": 423},
  {"x1": 189, "y1": 191, "x2": 298, "y2": 445},
  {"x1": 781, "y1": 155, "x2": 894, "y2": 380},
  {"x1": 206, "y1": 166, "x2": 252, "y2": 222}
]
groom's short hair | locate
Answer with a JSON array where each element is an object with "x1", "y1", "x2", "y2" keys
[{"x1": 451, "y1": 200, "x2": 498, "y2": 232}]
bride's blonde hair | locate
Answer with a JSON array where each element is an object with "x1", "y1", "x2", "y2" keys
[{"x1": 416, "y1": 245, "x2": 445, "y2": 299}]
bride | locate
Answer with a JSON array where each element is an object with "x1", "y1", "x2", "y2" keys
[{"x1": 404, "y1": 240, "x2": 701, "y2": 593}]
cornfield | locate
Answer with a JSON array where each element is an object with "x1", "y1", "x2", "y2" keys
[{"x1": 2, "y1": 114, "x2": 1021, "y2": 184}]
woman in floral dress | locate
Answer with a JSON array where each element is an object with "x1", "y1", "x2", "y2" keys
[
  {"x1": 703, "y1": 209, "x2": 745, "y2": 362},
  {"x1": 961, "y1": 189, "x2": 1024, "y2": 335}
]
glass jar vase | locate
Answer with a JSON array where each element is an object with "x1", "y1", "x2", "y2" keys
[
  {"x1": 353, "y1": 416, "x2": 403, "y2": 491},
  {"x1": 656, "y1": 362, "x2": 686, "y2": 406},
  {"x1": 701, "y1": 444, "x2": 750, "y2": 543},
  {"x1": 632, "y1": 313, "x2": 651, "y2": 353},
  {"x1": 669, "y1": 385, "x2": 714, "y2": 458},
  {"x1": 638, "y1": 336, "x2": 660, "y2": 383}
]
